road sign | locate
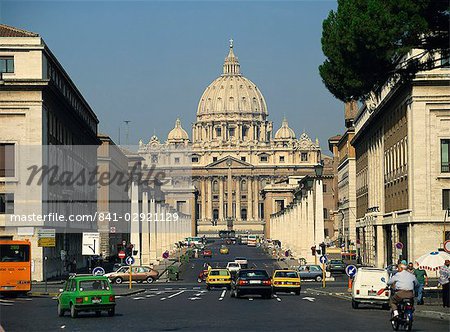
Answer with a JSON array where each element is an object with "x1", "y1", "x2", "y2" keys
[
  {"x1": 37, "y1": 228, "x2": 56, "y2": 247},
  {"x1": 118, "y1": 251, "x2": 126, "y2": 259},
  {"x1": 82, "y1": 232, "x2": 100, "y2": 255},
  {"x1": 162, "y1": 251, "x2": 169, "y2": 259},
  {"x1": 125, "y1": 256, "x2": 135, "y2": 266},
  {"x1": 444, "y1": 240, "x2": 450, "y2": 253},
  {"x1": 395, "y1": 242, "x2": 403, "y2": 250},
  {"x1": 319, "y1": 255, "x2": 328, "y2": 264},
  {"x1": 345, "y1": 264, "x2": 357, "y2": 277},
  {"x1": 92, "y1": 266, "x2": 105, "y2": 276}
]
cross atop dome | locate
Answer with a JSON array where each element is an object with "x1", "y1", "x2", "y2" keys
[{"x1": 229, "y1": 38, "x2": 233, "y2": 48}]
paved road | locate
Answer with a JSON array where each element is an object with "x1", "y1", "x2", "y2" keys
[{"x1": 1, "y1": 240, "x2": 449, "y2": 331}]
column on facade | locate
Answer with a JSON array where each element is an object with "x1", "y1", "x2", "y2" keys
[
  {"x1": 201, "y1": 178, "x2": 206, "y2": 221},
  {"x1": 227, "y1": 170, "x2": 233, "y2": 219},
  {"x1": 314, "y1": 179, "x2": 325, "y2": 245},
  {"x1": 218, "y1": 177, "x2": 224, "y2": 220},
  {"x1": 235, "y1": 176, "x2": 241, "y2": 221},
  {"x1": 253, "y1": 178, "x2": 259, "y2": 220},
  {"x1": 375, "y1": 224, "x2": 385, "y2": 268},
  {"x1": 149, "y1": 199, "x2": 157, "y2": 262},
  {"x1": 130, "y1": 181, "x2": 141, "y2": 265},
  {"x1": 247, "y1": 177, "x2": 253, "y2": 220},
  {"x1": 156, "y1": 203, "x2": 163, "y2": 260},
  {"x1": 141, "y1": 191, "x2": 150, "y2": 265},
  {"x1": 293, "y1": 202, "x2": 301, "y2": 256},
  {"x1": 307, "y1": 190, "x2": 315, "y2": 262},
  {"x1": 300, "y1": 197, "x2": 309, "y2": 260},
  {"x1": 207, "y1": 177, "x2": 213, "y2": 220}
]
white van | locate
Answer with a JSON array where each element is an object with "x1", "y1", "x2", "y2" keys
[{"x1": 351, "y1": 267, "x2": 390, "y2": 309}]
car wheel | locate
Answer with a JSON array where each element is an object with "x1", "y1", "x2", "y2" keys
[
  {"x1": 264, "y1": 292, "x2": 272, "y2": 299},
  {"x1": 230, "y1": 289, "x2": 235, "y2": 298},
  {"x1": 95, "y1": 311, "x2": 101, "y2": 317},
  {"x1": 295, "y1": 289, "x2": 301, "y2": 296},
  {"x1": 146, "y1": 276, "x2": 154, "y2": 284},
  {"x1": 235, "y1": 290, "x2": 240, "y2": 298},
  {"x1": 315, "y1": 275, "x2": 323, "y2": 282},
  {"x1": 382, "y1": 303, "x2": 390, "y2": 311},
  {"x1": 108, "y1": 308, "x2": 115, "y2": 317},
  {"x1": 206, "y1": 284, "x2": 210, "y2": 291},
  {"x1": 352, "y1": 300, "x2": 359, "y2": 309},
  {"x1": 114, "y1": 277, "x2": 123, "y2": 284},
  {"x1": 57, "y1": 302, "x2": 65, "y2": 317},
  {"x1": 70, "y1": 303, "x2": 78, "y2": 318}
]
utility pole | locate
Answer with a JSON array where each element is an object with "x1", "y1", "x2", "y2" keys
[{"x1": 124, "y1": 120, "x2": 131, "y2": 146}]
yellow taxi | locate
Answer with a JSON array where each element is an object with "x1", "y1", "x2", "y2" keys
[
  {"x1": 206, "y1": 269, "x2": 232, "y2": 290},
  {"x1": 272, "y1": 270, "x2": 301, "y2": 295},
  {"x1": 219, "y1": 245, "x2": 229, "y2": 255}
]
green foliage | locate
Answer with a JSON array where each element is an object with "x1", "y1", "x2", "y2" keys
[{"x1": 319, "y1": 0, "x2": 450, "y2": 102}]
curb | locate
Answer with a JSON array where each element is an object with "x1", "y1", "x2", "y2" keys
[
  {"x1": 116, "y1": 288, "x2": 146, "y2": 297},
  {"x1": 28, "y1": 292, "x2": 59, "y2": 297},
  {"x1": 414, "y1": 310, "x2": 450, "y2": 320}
]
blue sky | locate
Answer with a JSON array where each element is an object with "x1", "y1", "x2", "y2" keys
[{"x1": 1, "y1": 1, "x2": 342, "y2": 153}]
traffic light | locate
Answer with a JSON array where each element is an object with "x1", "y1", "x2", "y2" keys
[
  {"x1": 319, "y1": 242, "x2": 326, "y2": 255},
  {"x1": 311, "y1": 246, "x2": 316, "y2": 256}
]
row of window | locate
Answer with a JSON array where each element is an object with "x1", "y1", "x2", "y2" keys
[
  {"x1": 0, "y1": 193, "x2": 14, "y2": 214},
  {"x1": 0, "y1": 57, "x2": 14, "y2": 74}
]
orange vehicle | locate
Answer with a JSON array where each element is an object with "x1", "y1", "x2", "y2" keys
[{"x1": 0, "y1": 239, "x2": 32, "y2": 294}]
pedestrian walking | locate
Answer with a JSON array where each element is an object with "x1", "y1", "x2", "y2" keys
[
  {"x1": 413, "y1": 266, "x2": 428, "y2": 305},
  {"x1": 438, "y1": 259, "x2": 450, "y2": 308}
]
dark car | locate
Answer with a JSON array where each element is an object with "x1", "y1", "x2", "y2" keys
[
  {"x1": 230, "y1": 269, "x2": 272, "y2": 299},
  {"x1": 298, "y1": 264, "x2": 324, "y2": 282},
  {"x1": 326, "y1": 259, "x2": 346, "y2": 273}
]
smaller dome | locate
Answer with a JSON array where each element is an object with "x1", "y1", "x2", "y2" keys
[
  {"x1": 275, "y1": 117, "x2": 296, "y2": 140},
  {"x1": 168, "y1": 118, "x2": 189, "y2": 141}
]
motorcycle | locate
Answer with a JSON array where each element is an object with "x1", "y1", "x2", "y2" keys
[
  {"x1": 197, "y1": 269, "x2": 209, "y2": 283},
  {"x1": 378, "y1": 277, "x2": 414, "y2": 331}
]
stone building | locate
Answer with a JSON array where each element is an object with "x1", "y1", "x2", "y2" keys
[
  {"x1": 137, "y1": 41, "x2": 334, "y2": 237},
  {"x1": 353, "y1": 50, "x2": 450, "y2": 268},
  {"x1": 0, "y1": 24, "x2": 99, "y2": 280}
]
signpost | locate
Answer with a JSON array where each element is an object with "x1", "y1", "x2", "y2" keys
[
  {"x1": 118, "y1": 250, "x2": 126, "y2": 265},
  {"x1": 92, "y1": 266, "x2": 105, "y2": 276},
  {"x1": 345, "y1": 265, "x2": 357, "y2": 292},
  {"x1": 163, "y1": 251, "x2": 169, "y2": 282},
  {"x1": 38, "y1": 228, "x2": 55, "y2": 293},
  {"x1": 319, "y1": 255, "x2": 328, "y2": 288},
  {"x1": 444, "y1": 240, "x2": 450, "y2": 254},
  {"x1": 125, "y1": 256, "x2": 135, "y2": 289},
  {"x1": 82, "y1": 233, "x2": 100, "y2": 255},
  {"x1": 37, "y1": 228, "x2": 56, "y2": 247}
]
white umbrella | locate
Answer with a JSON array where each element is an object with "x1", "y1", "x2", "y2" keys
[{"x1": 415, "y1": 251, "x2": 450, "y2": 271}]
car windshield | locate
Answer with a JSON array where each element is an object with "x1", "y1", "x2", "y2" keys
[
  {"x1": 331, "y1": 260, "x2": 343, "y2": 264},
  {"x1": 228, "y1": 263, "x2": 238, "y2": 267},
  {"x1": 79, "y1": 280, "x2": 109, "y2": 291},
  {"x1": 235, "y1": 257, "x2": 246, "y2": 260},
  {"x1": 239, "y1": 270, "x2": 268, "y2": 279},
  {"x1": 210, "y1": 270, "x2": 229, "y2": 276},
  {"x1": 275, "y1": 271, "x2": 298, "y2": 278}
]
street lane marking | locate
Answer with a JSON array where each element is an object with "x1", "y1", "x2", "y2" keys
[
  {"x1": 160, "y1": 297, "x2": 167, "y2": 301},
  {"x1": 248, "y1": 298, "x2": 253, "y2": 301},
  {"x1": 179, "y1": 287, "x2": 187, "y2": 290},
  {"x1": 133, "y1": 297, "x2": 145, "y2": 300},
  {"x1": 0, "y1": 299, "x2": 14, "y2": 303},
  {"x1": 165, "y1": 288, "x2": 173, "y2": 290},
  {"x1": 302, "y1": 297, "x2": 315, "y2": 302},
  {"x1": 219, "y1": 290, "x2": 226, "y2": 301},
  {"x1": 146, "y1": 294, "x2": 155, "y2": 297},
  {"x1": 0, "y1": 303, "x2": 13, "y2": 306},
  {"x1": 193, "y1": 287, "x2": 201, "y2": 290},
  {"x1": 167, "y1": 290, "x2": 185, "y2": 299},
  {"x1": 189, "y1": 297, "x2": 201, "y2": 301}
]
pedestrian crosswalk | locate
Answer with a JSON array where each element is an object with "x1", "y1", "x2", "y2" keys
[{"x1": 0, "y1": 297, "x2": 32, "y2": 306}]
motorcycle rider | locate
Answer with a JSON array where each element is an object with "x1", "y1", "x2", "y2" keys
[{"x1": 387, "y1": 263, "x2": 419, "y2": 319}]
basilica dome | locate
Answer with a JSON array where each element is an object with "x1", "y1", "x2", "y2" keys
[
  {"x1": 167, "y1": 118, "x2": 189, "y2": 141},
  {"x1": 275, "y1": 117, "x2": 296, "y2": 140},
  {"x1": 197, "y1": 41, "x2": 268, "y2": 117}
]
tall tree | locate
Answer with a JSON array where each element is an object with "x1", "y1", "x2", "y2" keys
[{"x1": 319, "y1": 0, "x2": 449, "y2": 102}]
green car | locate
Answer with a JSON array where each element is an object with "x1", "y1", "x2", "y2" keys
[{"x1": 57, "y1": 275, "x2": 116, "y2": 318}]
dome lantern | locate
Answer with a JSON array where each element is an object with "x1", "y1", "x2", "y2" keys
[{"x1": 223, "y1": 38, "x2": 240, "y2": 76}]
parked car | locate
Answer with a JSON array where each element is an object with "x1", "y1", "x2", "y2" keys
[
  {"x1": 203, "y1": 249, "x2": 213, "y2": 258},
  {"x1": 297, "y1": 264, "x2": 324, "y2": 282},
  {"x1": 351, "y1": 267, "x2": 390, "y2": 309},
  {"x1": 57, "y1": 275, "x2": 116, "y2": 318},
  {"x1": 327, "y1": 259, "x2": 347, "y2": 273},
  {"x1": 230, "y1": 269, "x2": 272, "y2": 299},
  {"x1": 272, "y1": 270, "x2": 301, "y2": 295},
  {"x1": 104, "y1": 266, "x2": 159, "y2": 284},
  {"x1": 234, "y1": 257, "x2": 248, "y2": 269},
  {"x1": 206, "y1": 269, "x2": 232, "y2": 290}
]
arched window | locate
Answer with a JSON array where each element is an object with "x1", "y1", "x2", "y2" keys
[
  {"x1": 213, "y1": 209, "x2": 219, "y2": 220},
  {"x1": 213, "y1": 180, "x2": 219, "y2": 193}
]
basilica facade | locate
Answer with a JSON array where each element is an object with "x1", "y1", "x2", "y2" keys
[{"x1": 137, "y1": 42, "x2": 331, "y2": 237}]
